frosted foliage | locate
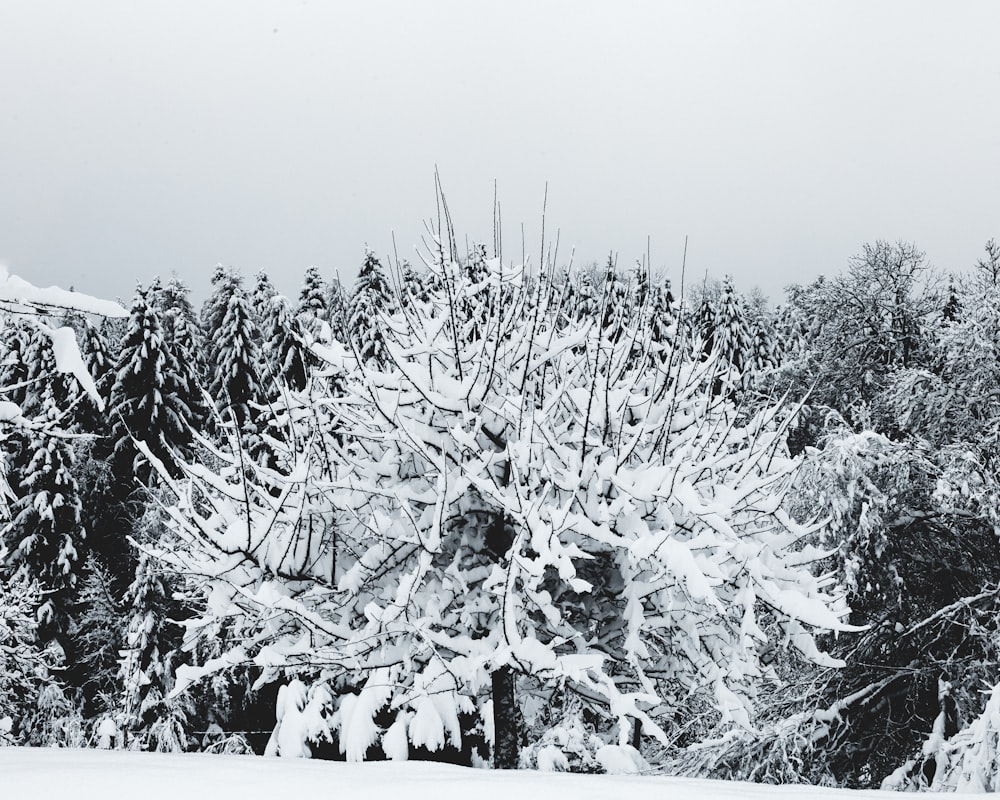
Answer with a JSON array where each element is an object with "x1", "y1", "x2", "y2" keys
[
  {"x1": 792, "y1": 430, "x2": 932, "y2": 600},
  {"x1": 152, "y1": 253, "x2": 850, "y2": 761},
  {"x1": 3, "y1": 394, "x2": 86, "y2": 638},
  {"x1": 0, "y1": 579, "x2": 55, "y2": 743},
  {"x1": 882, "y1": 684, "x2": 1000, "y2": 792},
  {"x1": 265, "y1": 679, "x2": 332, "y2": 758},
  {"x1": 520, "y1": 700, "x2": 640, "y2": 773}
]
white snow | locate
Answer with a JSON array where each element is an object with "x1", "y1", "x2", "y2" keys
[
  {"x1": 0, "y1": 748, "x2": 896, "y2": 800},
  {"x1": 0, "y1": 265, "x2": 127, "y2": 317},
  {"x1": 0, "y1": 401, "x2": 23, "y2": 422},
  {"x1": 33, "y1": 320, "x2": 105, "y2": 409}
]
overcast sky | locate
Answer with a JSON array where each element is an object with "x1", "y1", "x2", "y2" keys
[{"x1": 2, "y1": 1, "x2": 999, "y2": 305}]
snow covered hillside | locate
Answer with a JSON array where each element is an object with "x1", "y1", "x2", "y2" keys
[{"x1": 1, "y1": 748, "x2": 893, "y2": 800}]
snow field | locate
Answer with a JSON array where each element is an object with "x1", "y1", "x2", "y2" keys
[{"x1": 0, "y1": 748, "x2": 896, "y2": 800}]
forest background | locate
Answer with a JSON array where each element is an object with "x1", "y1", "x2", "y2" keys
[{"x1": 4, "y1": 225, "x2": 1000, "y2": 792}]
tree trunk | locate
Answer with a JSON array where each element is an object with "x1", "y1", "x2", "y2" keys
[{"x1": 491, "y1": 665, "x2": 520, "y2": 769}]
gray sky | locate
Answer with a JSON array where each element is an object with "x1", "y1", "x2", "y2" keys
[{"x1": 2, "y1": 1, "x2": 999, "y2": 306}]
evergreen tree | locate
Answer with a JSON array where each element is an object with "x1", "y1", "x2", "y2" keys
[
  {"x1": 574, "y1": 267, "x2": 600, "y2": 322},
  {"x1": 263, "y1": 294, "x2": 309, "y2": 395},
  {"x1": 64, "y1": 556, "x2": 125, "y2": 717},
  {"x1": 648, "y1": 277, "x2": 676, "y2": 352},
  {"x1": 110, "y1": 286, "x2": 200, "y2": 481},
  {"x1": 325, "y1": 277, "x2": 350, "y2": 344},
  {"x1": 349, "y1": 251, "x2": 394, "y2": 366},
  {"x1": 72, "y1": 318, "x2": 134, "y2": 595},
  {"x1": 749, "y1": 320, "x2": 778, "y2": 378},
  {"x1": 158, "y1": 276, "x2": 207, "y2": 400},
  {"x1": 72, "y1": 319, "x2": 115, "y2": 434},
  {"x1": 0, "y1": 577, "x2": 62, "y2": 744},
  {"x1": 1, "y1": 393, "x2": 87, "y2": 643},
  {"x1": 400, "y1": 261, "x2": 430, "y2": 307},
  {"x1": 713, "y1": 276, "x2": 753, "y2": 375},
  {"x1": 0, "y1": 318, "x2": 34, "y2": 412},
  {"x1": 296, "y1": 266, "x2": 329, "y2": 337},
  {"x1": 773, "y1": 303, "x2": 809, "y2": 365},
  {"x1": 942, "y1": 279, "x2": 962, "y2": 323},
  {"x1": 694, "y1": 293, "x2": 717, "y2": 359},
  {"x1": 250, "y1": 270, "x2": 278, "y2": 330},
  {"x1": 209, "y1": 286, "x2": 264, "y2": 431},
  {"x1": 599, "y1": 255, "x2": 630, "y2": 340},
  {"x1": 200, "y1": 266, "x2": 243, "y2": 387},
  {"x1": 120, "y1": 552, "x2": 189, "y2": 751},
  {"x1": 15, "y1": 321, "x2": 78, "y2": 422}
]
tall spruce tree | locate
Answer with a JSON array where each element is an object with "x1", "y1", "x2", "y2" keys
[
  {"x1": 263, "y1": 294, "x2": 309, "y2": 394},
  {"x1": 713, "y1": 276, "x2": 754, "y2": 376},
  {"x1": 73, "y1": 316, "x2": 134, "y2": 595},
  {"x1": 349, "y1": 251, "x2": 394, "y2": 366},
  {"x1": 694, "y1": 292, "x2": 717, "y2": 360},
  {"x1": 296, "y1": 266, "x2": 329, "y2": 337},
  {"x1": 200, "y1": 266, "x2": 243, "y2": 387},
  {"x1": 250, "y1": 270, "x2": 278, "y2": 329},
  {"x1": 325, "y1": 277, "x2": 350, "y2": 344},
  {"x1": 159, "y1": 276, "x2": 207, "y2": 399},
  {"x1": 110, "y1": 286, "x2": 200, "y2": 482},
  {"x1": 209, "y1": 286, "x2": 265, "y2": 431},
  {"x1": 120, "y1": 552, "x2": 189, "y2": 751},
  {"x1": 1, "y1": 392, "x2": 86, "y2": 644}
]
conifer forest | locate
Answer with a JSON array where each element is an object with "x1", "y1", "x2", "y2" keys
[{"x1": 7, "y1": 226, "x2": 1000, "y2": 792}]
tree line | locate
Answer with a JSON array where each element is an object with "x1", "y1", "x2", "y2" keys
[{"x1": 4, "y1": 232, "x2": 1000, "y2": 790}]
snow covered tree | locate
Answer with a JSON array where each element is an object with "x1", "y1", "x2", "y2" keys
[
  {"x1": 784, "y1": 427, "x2": 1000, "y2": 787},
  {"x1": 110, "y1": 286, "x2": 201, "y2": 482},
  {"x1": 400, "y1": 261, "x2": 430, "y2": 308},
  {"x1": 326, "y1": 277, "x2": 350, "y2": 344},
  {"x1": 120, "y1": 552, "x2": 191, "y2": 751},
  {"x1": 250, "y1": 270, "x2": 278, "y2": 328},
  {"x1": 973, "y1": 238, "x2": 1000, "y2": 292},
  {"x1": 0, "y1": 577, "x2": 61, "y2": 745},
  {"x1": 150, "y1": 242, "x2": 854, "y2": 770},
  {"x1": 72, "y1": 319, "x2": 115, "y2": 433},
  {"x1": 208, "y1": 285, "x2": 265, "y2": 432},
  {"x1": 64, "y1": 556, "x2": 126, "y2": 718},
  {"x1": 157, "y1": 276, "x2": 207, "y2": 407},
  {"x1": 10, "y1": 319, "x2": 77, "y2": 422},
  {"x1": 573, "y1": 266, "x2": 601, "y2": 322},
  {"x1": 598, "y1": 255, "x2": 631, "y2": 341},
  {"x1": 262, "y1": 294, "x2": 310, "y2": 395},
  {"x1": 296, "y1": 266, "x2": 329, "y2": 336},
  {"x1": 773, "y1": 302, "x2": 810, "y2": 366},
  {"x1": 712, "y1": 276, "x2": 753, "y2": 377},
  {"x1": 647, "y1": 276, "x2": 676, "y2": 353},
  {"x1": 1, "y1": 393, "x2": 87, "y2": 642},
  {"x1": 200, "y1": 265, "x2": 241, "y2": 337},
  {"x1": 200, "y1": 265, "x2": 245, "y2": 387},
  {"x1": 0, "y1": 317, "x2": 34, "y2": 413},
  {"x1": 777, "y1": 243, "x2": 938, "y2": 426},
  {"x1": 693, "y1": 291, "x2": 717, "y2": 360},
  {"x1": 349, "y1": 250, "x2": 394, "y2": 365},
  {"x1": 748, "y1": 318, "x2": 779, "y2": 382}
]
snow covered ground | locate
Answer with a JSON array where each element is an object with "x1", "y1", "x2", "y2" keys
[{"x1": 1, "y1": 748, "x2": 896, "y2": 800}]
